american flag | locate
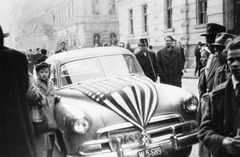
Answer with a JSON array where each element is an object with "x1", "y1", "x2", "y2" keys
[{"x1": 75, "y1": 75, "x2": 158, "y2": 131}]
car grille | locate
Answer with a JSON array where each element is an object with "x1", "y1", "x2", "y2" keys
[
  {"x1": 98, "y1": 116, "x2": 182, "y2": 139},
  {"x1": 79, "y1": 114, "x2": 197, "y2": 156}
]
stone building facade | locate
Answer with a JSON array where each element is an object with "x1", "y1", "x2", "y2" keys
[
  {"x1": 117, "y1": 0, "x2": 240, "y2": 68},
  {"x1": 9, "y1": 0, "x2": 119, "y2": 51}
]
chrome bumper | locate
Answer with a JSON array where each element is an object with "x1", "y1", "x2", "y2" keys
[{"x1": 67, "y1": 131, "x2": 198, "y2": 157}]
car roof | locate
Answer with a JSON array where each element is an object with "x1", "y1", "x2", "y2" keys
[{"x1": 46, "y1": 47, "x2": 134, "y2": 64}]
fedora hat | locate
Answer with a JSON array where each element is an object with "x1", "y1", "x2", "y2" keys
[
  {"x1": 210, "y1": 32, "x2": 236, "y2": 47},
  {"x1": 139, "y1": 38, "x2": 148, "y2": 46},
  {"x1": 0, "y1": 25, "x2": 9, "y2": 38},
  {"x1": 200, "y1": 23, "x2": 226, "y2": 36}
]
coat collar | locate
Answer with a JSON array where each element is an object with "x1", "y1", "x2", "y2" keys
[
  {"x1": 36, "y1": 78, "x2": 53, "y2": 95},
  {"x1": 163, "y1": 47, "x2": 177, "y2": 61},
  {"x1": 139, "y1": 50, "x2": 150, "y2": 58}
]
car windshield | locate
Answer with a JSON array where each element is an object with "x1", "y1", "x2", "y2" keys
[{"x1": 60, "y1": 54, "x2": 142, "y2": 86}]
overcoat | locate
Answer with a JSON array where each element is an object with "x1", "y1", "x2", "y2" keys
[
  {"x1": 213, "y1": 64, "x2": 230, "y2": 89},
  {"x1": 0, "y1": 46, "x2": 39, "y2": 157},
  {"x1": 156, "y1": 47, "x2": 182, "y2": 87},
  {"x1": 205, "y1": 57, "x2": 220, "y2": 92},
  {"x1": 199, "y1": 78, "x2": 240, "y2": 157},
  {"x1": 135, "y1": 50, "x2": 158, "y2": 82},
  {"x1": 36, "y1": 78, "x2": 57, "y2": 128}
]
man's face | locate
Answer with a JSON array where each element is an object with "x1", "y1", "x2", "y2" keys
[
  {"x1": 200, "y1": 51, "x2": 209, "y2": 67},
  {"x1": 177, "y1": 42, "x2": 181, "y2": 47},
  {"x1": 139, "y1": 44, "x2": 147, "y2": 51},
  {"x1": 165, "y1": 37, "x2": 172, "y2": 47},
  {"x1": 172, "y1": 41, "x2": 176, "y2": 47},
  {"x1": 214, "y1": 47, "x2": 226, "y2": 64},
  {"x1": 37, "y1": 68, "x2": 50, "y2": 81},
  {"x1": 61, "y1": 43, "x2": 66, "y2": 49},
  {"x1": 228, "y1": 49, "x2": 240, "y2": 80}
]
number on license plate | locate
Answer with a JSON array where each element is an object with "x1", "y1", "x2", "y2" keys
[{"x1": 137, "y1": 146, "x2": 162, "y2": 157}]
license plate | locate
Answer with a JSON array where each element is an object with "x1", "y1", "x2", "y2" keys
[
  {"x1": 108, "y1": 128, "x2": 141, "y2": 145},
  {"x1": 137, "y1": 146, "x2": 162, "y2": 157}
]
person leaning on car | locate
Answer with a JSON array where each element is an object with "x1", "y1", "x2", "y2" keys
[
  {"x1": 135, "y1": 38, "x2": 158, "y2": 82},
  {"x1": 199, "y1": 37, "x2": 240, "y2": 157}
]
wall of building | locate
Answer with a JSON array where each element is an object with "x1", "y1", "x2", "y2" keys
[
  {"x1": 117, "y1": 0, "x2": 225, "y2": 68},
  {"x1": 9, "y1": 0, "x2": 119, "y2": 50}
]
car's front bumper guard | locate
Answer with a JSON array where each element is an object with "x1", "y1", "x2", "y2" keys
[{"x1": 75, "y1": 121, "x2": 198, "y2": 157}]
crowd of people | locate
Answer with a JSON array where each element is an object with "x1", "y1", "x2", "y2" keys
[{"x1": 1, "y1": 21, "x2": 240, "y2": 157}]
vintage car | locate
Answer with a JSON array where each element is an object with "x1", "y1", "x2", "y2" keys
[{"x1": 45, "y1": 47, "x2": 198, "y2": 157}]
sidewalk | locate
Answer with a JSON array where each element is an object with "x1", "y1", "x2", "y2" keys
[{"x1": 182, "y1": 68, "x2": 199, "y2": 79}]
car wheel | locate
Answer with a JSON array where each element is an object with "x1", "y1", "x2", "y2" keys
[{"x1": 164, "y1": 146, "x2": 192, "y2": 157}]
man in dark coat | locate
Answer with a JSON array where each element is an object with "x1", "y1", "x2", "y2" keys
[
  {"x1": 36, "y1": 48, "x2": 48, "y2": 64},
  {"x1": 177, "y1": 41, "x2": 186, "y2": 72},
  {"x1": 135, "y1": 38, "x2": 158, "y2": 82},
  {"x1": 199, "y1": 37, "x2": 240, "y2": 157},
  {"x1": 32, "y1": 48, "x2": 42, "y2": 65},
  {"x1": 156, "y1": 35, "x2": 182, "y2": 87},
  {"x1": 55, "y1": 41, "x2": 67, "y2": 54},
  {"x1": 210, "y1": 33, "x2": 236, "y2": 89},
  {"x1": 0, "y1": 25, "x2": 39, "y2": 157},
  {"x1": 194, "y1": 42, "x2": 203, "y2": 77},
  {"x1": 201, "y1": 23, "x2": 226, "y2": 92},
  {"x1": 198, "y1": 23, "x2": 226, "y2": 157}
]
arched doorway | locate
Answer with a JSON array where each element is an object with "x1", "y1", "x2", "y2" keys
[
  {"x1": 93, "y1": 33, "x2": 101, "y2": 46},
  {"x1": 110, "y1": 33, "x2": 117, "y2": 44}
]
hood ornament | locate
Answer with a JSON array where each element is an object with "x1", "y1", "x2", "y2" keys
[{"x1": 140, "y1": 131, "x2": 152, "y2": 145}]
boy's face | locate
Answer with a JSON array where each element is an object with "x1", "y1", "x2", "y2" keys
[{"x1": 37, "y1": 67, "x2": 49, "y2": 81}]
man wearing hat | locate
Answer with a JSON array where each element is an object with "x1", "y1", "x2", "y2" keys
[
  {"x1": 0, "y1": 25, "x2": 39, "y2": 157},
  {"x1": 135, "y1": 38, "x2": 158, "y2": 82},
  {"x1": 211, "y1": 33, "x2": 236, "y2": 88},
  {"x1": 197, "y1": 23, "x2": 227, "y2": 157},
  {"x1": 201, "y1": 23, "x2": 226, "y2": 92},
  {"x1": 156, "y1": 35, "x2": 182, "y2": 87},
  {"x1": 199, "y1": 36, "x2": 240, "y2": 157}
]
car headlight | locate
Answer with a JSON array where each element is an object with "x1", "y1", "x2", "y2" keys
[
  {"x1": 72, "y1": 117, "x2": 90, "y2": 134},
  {"x1": 183, "y1": 95, "x2": 198, "y2": 113}
]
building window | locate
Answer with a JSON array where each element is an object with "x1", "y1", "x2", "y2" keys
[
  {"x1": 198, "y1": 0, "x2": 207, "y2": 24},
  {"x1": 129, "y1": 9, "x2": 134, "y2": 34},
  {"x1": 109, "y1": 0, "x2": 116, "y2": 15},
  {"x1": 92, "y1": 0, "x2": 99, "y2": 15},
  {"x1": 166, "y1": 0, "x2": 172, "y2": 28},
  {"x1": 142, "y1": 4, "x2": 148, "y2": 32},
  {"x1": 68, "y1": 3, "x2": 71, "y2": 18},
  {"x1": 72, "y1": 0, "x2": 75, "y2": 17}
]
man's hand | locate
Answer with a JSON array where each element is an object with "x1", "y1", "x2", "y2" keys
[
  {"x1": 233, "y1": 135, "x2": 240, "y2": 148},
  {"x1": 222, "y1": 137, "x2": 238, "y2": 154}
]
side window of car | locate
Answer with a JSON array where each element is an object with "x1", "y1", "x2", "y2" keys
[{"x1": 50, "y1": 64, "x2": 57, "y2": 86}]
